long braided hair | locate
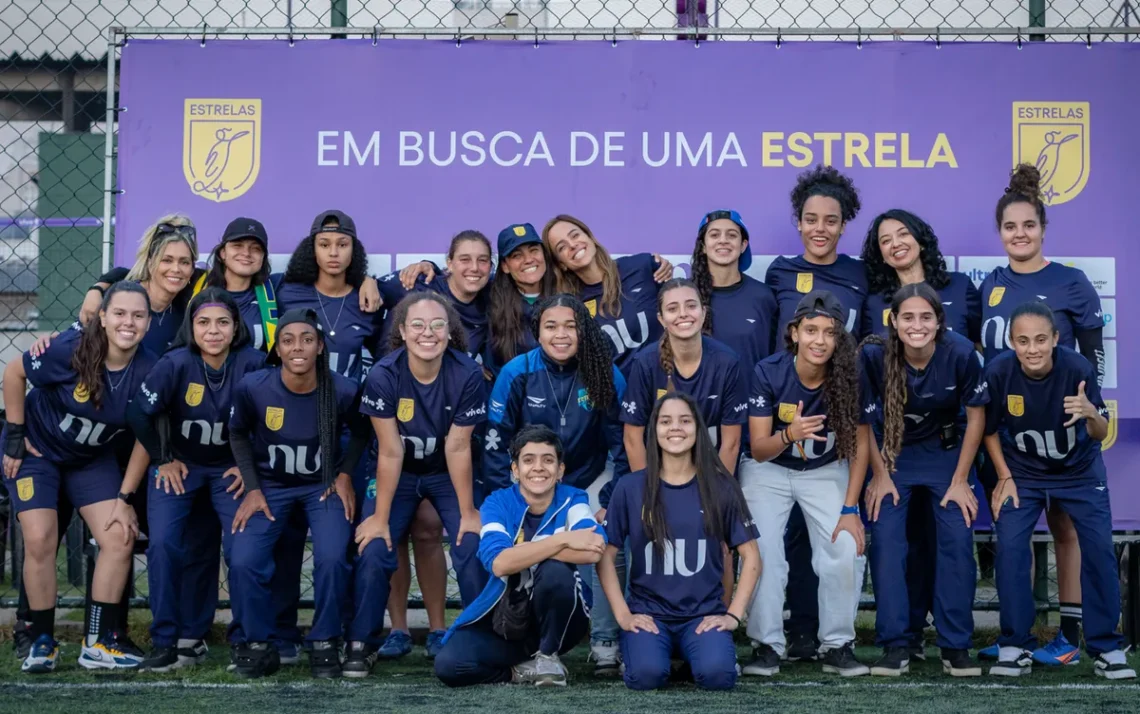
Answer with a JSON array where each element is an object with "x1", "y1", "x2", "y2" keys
[
  {"x1": 782, "y1": 313, "x2": 860, "y2": 462},
  {"x1": 862, "y1": 282, "x2": 946, "y2": 473},
  {"x1": 72, "y1": 281, "x2": 151, "y2": 410},
  {"x1": 541, "y1": 214, "x2": 624, "y2": 318},
  {"x1": 655, "y1": 278, "x2": 704, "y2": 391},
  {"x1": 531, "y1": 294, "x2": 616, "y2": 411}
]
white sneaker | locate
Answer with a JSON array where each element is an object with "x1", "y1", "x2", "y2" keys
[
  {"x1": 589, "y1": 640, "x2": 621, "y2": 677},
  {"x1": 511, "y1": 657, "x2": 539, "y2": 684},
  {"x1": 1094, "y1": 650, "x2": 1137, "y2": 680},
  {"x1": 534, "y1": 652, "x2": 568, "y2": 687},
  {"x1": 989, "y1": 647, "x2": 1033, "y2": 677}
]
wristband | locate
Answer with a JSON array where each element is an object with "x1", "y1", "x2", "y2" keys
[
  {"x1": 841, "y1": 505, "x2": 860, "y2": 516},
  {"x1": 780, "y1": 429, "x2": 790, "y2": 445},
  {"x1": 4, "y1": 423, "x2": 26, "y2": 460},
  {"x1": 726, "y1": 612, "x2": 742, "y2": 625},
  {"x1": 117, "y1": 492, "x2": 131, "y2": 503},
  {"x1": 89, "y1": 284, "x2": 106, "y2": 296}
]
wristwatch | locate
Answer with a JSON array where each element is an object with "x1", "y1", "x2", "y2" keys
[{"x1": 117, "y1": 491, "x2": 131, "y2": 503}]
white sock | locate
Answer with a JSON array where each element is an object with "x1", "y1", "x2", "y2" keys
[
  {"x1": 998, "y1": 646, "x2": 1027, "y2": 662},
  {"x1": 1100, "y1": 649, "x2": 1127, "y2": 665},
  {"x1": 177, "y1": 639, "x2": 198, "y2": 648}
]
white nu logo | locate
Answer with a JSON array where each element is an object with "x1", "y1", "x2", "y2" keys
[
  {"x1": 402, "y1": 435, "x2": 438, "y2": 460},
  {"x1": 644, "y1": 539, "x2": 707, "y2": 577},
  {"x1": 253, "y1": 324, "x2": 264, "y2": 350},
  {"x1": 845, "y1": 308, "x2": 857, "y2": 334},
  {"x1": 600, "y1": 312, "x2": 650, "y2": 357},
  {"x1": 802, "y1": 432, "x2": 836, "y2": 460},
  {"x1": 268, "y1": 444, "x2": 321, "y2": 475},
  {"x1": 981, "y1": 316, "x2": 1011, "y2": 352},
  {"x1": 181, "y1": 419, "x2": 225, "y2": 446},
  {"x1": 59, "y1": 414, "x2": 121, "y2": 447},
  {"x1": 1014, "y1": 427, "x2": 1076, "y2": 460},
  {"x1": 327, "y1": 352, "x2": 358, "y2": 377}
]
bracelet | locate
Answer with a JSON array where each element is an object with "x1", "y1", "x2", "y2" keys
[
  {"x1": 116, "y1": 491, "x2": 131, "y2": 503},
  {"x1": 841, "y1": 505, "x2": 860, "y2": 516},
  {"x1": 726, "y1": 612, "x2": 742, "y2": 625},
  {"x1": 89, "y1": 284, "x2": 105, "y2": 296},
  {"x1": 780, "y1": 429, "x2": 790, "y2": 445}
]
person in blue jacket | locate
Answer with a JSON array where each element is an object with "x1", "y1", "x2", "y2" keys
[
  {"x1": 975, "y1": 301, "x2": 1134, "y2": 680},
  {"x1": 434, "y1": 425, "x2": 605, "y2": 687},
  {"x1": 485, "y1": 293, "x2": 628, "y2": 674}
]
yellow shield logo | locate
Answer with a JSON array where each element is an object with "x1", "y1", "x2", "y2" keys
[
  {"x1": 796, "y1": 273, "x2": 813, "y2": 293},
  {"x1": 398, "y1": 398, "x2": 415, "y2": 423},
  {"x1": 265, "y1": 406, "x2": 285, "y2": 431},
  {"x1": 185, "y1": 383, "x2": 204, "y2": 407},
  {"x1": 16, "y1": 477, "x2": 33, "y2": 502},
  {"x1": 882, "y1": 308, "x2": 891, "y2": 327},
  {"x1": 584, "y1": 299, "x2": 597, "y2": 318},
  {"x1": 512, "y1": 226, "x2": 526, "y2": 237},
  {"x1": 1007, "y1": 395, "x2": 1025, "y2": 417},
  {"x1": 183, "y1": 99, "x2": 262, "y2": 202},
  {"x1": 656, "y1": 389, "x2": 667, "y2": 400},
  {"x1": 72, "y1": 384, "x2": 89, "y2": 403},
  {"x1": 1102, "y1": 399, "x2": 1118, "y2": 451},
  {"x1": 988, "y1": 287, "x2": 1005, "y2": 308},
  {"x1": 778, "y1": 402, "x2": 797, "y2": 423},
  {"x1": 1012, "y1": 101, "x2": 1090, "y2": 206}
]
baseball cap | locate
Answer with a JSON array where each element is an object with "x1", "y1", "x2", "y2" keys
[
  {"x1": 310, "y1": 210, "x2": 357, "y2": 239},
  {"x1": 497, "y1": 223, "x2": 542, "y2": 260},
  {"x1": 266, "y1": 308, "x2": 325, "y2": 365},
  {"x1": 221, "y1": 217, "x2": 268, "y2": 249},
  {"x1": 699, "y1": 209, "x2": 752, "y2": 272},
  {"x1": 792, "y1": 290, "x2": 846, "y2": 324}
]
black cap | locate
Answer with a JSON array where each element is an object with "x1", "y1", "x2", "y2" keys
[
  {"x1": 266, "y1": 308, "x2": 324, "y2": 365},
  {"x1": 792, "y1": 290, "x2": 846, "y2": 324},
  {"x1": 310, "y1": 210, "x2": 357, "y2": 239},
  {"x1": 221, "y1": 217, "x2": 268, "y2": 248},
  {"x1": 497, "y1": 223, "x2": 541, "y2": 260}
]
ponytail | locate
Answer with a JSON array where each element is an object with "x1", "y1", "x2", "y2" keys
[{"x1": 316, "y1": 349, "x2": 337, "y2": 491}]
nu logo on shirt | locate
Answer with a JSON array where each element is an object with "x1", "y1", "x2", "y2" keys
[
  {"x1": 1012, "y1": 101, "x2": 1090, "y2": 206},
  {"x1": 1007, "y1": 395, "x2": 1024, "y2": 417},
  {"x1": 644, "y1": 539, "x2": 707, "y2": 577},
  {"x1": 183, "y1": 99, "x2": 261, "y2": 202}
]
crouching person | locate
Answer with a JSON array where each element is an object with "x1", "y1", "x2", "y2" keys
[{"x1": 435, "y1": 425, "x2": 605, "y2": 687}]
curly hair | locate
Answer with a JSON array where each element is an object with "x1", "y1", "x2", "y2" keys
[
  {"x1": 862, "y1": 282, "x2": 947, "y2": 473},
  {"x1": 996, "y1": 162, "x2": 1048, "y2": 229},
  {"x1": 655, "y1": 278, "x2": 703, "y2": 391},
  {"x1": 169, "y1": 286, "x2": 253, "y2": 353},
  {"x1": 790, "y1": 164, "x2": 862, "y2": 224},
  {"x1": 541, "y1": 214, "x2": 624, "y2": 318},
  {"x1": 281, "y1": 233, "x2": 368, "y2": 289},
  {"x1": 860, "y1": 209, "x2": 951, "y2": 297},
  {"x1": 73, "y1": 281, "x2": 151, "y2": 410},
  {"x1": 489, "y1": 243, "x2": 557, "y2": 366},
  {"x1": 386, "y1": 292, "x2": 469, "y2": 354},
  {"x1": 531, "y1": 294, "x2": 616, "y2": 411},
  {"x1": 782, "y1": 314, "x2": 860, "y2": 462}
]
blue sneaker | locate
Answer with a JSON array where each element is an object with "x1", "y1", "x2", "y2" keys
[
  {"x1": 377, "y1": 630, "x2": 412, "y2": 660},
  {"x1": 1032, "y1": 633, "x2": 1081, "y2": 666},
  {"x1": 425, "y1": 630, "x2": 446, "y2": 659},
  {"x1": 978, "y1": 643, "x2": 1000, "y2": 661},
  {"x1": 21, "y1": 634, "x2": 60, "y2": 674},
  {"x1": 79, "y1": 631, "x2": 144, "y2": 670}
]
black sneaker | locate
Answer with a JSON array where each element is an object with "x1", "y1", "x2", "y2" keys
[
  {"x1": 821, "y1": 643, "x2": 869, "y2": 677},
  {"x1": 909, "y1": 643, "x2": 927, "y2": 662},
  {"x1": 310, "y1": 640, "x2": 342, "y2": 679},
  {"x1": 342, "y1": 641, "x2": 378, "y2": 679},
  {"x1": 870, "y1": 647, "x2": 910, "y2": 677},
  {"x1": 177, "y1": 640, "x2": 208, "y2": 667},
  {"x1": 989, "y1": 647, "x2": 1032, "y2": 677},
  {"x1": 941, "y1": 648, "x2": 982, "y2": 677},
  {"x1": 233, "y1": 642, "x2": 281, "y2": 679},
  {"x1": 227, "y1": 643, "x2": 240, "y2": 673},
  {"x1": 139, "y1": 646, "x2": 179, "y2": 673},
  {"x1": 785, "y1": 633, "x2": 819, "y2": 662},
  {"x1": 741, "y1": 643, "x2": 780, "y2": 676},
  {"x1": 13, "y1": 621, "x2": 33, "y2": 660}
]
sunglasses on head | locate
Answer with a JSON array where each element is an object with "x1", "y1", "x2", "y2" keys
[{"x1": 149, "y1": 223, "x2": 197, "y2": 258}]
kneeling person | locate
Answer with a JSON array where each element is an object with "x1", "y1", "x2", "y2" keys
[{"x1": 435, "y1": 425, "x2": 605, "y2": 687}]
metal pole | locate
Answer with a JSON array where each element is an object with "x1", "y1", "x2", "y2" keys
[
  {"x1": 1029, "y1": 0, "x2": 1046, "y2": 42},
  {"x1": 100, "y1": 28, "x2": 118, "y2": 274},
  {"x1": 331, "y1": 0, "x2": 348, "y2": 39}
]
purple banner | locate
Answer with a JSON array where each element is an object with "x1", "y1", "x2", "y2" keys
[{"x1": 117, "y1": 40, "x2": 1140, "y2": 527}]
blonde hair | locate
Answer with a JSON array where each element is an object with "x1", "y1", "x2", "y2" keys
[
  {"x1": 126, "y1": 214, "x2": 198, "y2": 282},
  {"x1": 541, "y1": 214, "x2": 623, "y2": 318}
]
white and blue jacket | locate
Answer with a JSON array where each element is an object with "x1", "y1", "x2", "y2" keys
[{"x1": 442, "y1": 482, "x2": 605, "y2": 643}]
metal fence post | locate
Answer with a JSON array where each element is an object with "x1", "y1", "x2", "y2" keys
[
  {"x1": 1029, "y1": 0, "x2": 1047, "y2": 41},
  {"x1": 331, "y1": 0, "x2": 348, "y2": 39}
]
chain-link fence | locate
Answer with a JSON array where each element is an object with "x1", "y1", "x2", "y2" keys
[{"x1": 1, "y1": 1, "x2": 1138, "y2": 612}]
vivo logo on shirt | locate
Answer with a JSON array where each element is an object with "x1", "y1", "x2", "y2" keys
[
  {"x1": 601, "y1": 312, "x2": 650, "y2": 358},
  {"x1": 59, "y1": 414, "x2": 122, "y2": 447},
  {"x1": 181, "y1": 420, "x2": 226, "y2": 446},
  {"x1": 402, "y1": 435, "x2": 438, "y2": 460},
  {"x1": 1014, "y1": 427, "x2": 1076, "y2": 461},
  {"x1": 268, "y1": 444, "x2": 322, "y2": 475},
  {"x1": 644, "y1": 539, "x2": 707, "y2": 577}
]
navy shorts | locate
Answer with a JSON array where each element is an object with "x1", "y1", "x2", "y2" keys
[{"x1": 4, "y1": 453, "x2": 122, "y2": 514}]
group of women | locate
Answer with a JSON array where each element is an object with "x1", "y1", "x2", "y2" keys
[{"x1": 1, "y1": 160, "x2": 1132, "y2": 686}]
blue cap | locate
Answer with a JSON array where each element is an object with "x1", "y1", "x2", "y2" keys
[
  {"x1": 497, "y1": 223, "x2": 542, "y2": 260},
  {"x1": 699, "y1": 210, "x2": 751, "y2": 272}
]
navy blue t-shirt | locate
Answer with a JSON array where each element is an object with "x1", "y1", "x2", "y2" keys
[
  {"x1": 580, "y1": 253, "x2": 662, "y2": 377},
  {"x1": 973, "y1": 347, "x2": 1106, "y2": 487},
  {"x1": 228, "y1": 368, "x2": 361, "y2": 486},
  {"x1": 140, "y1": 305, "x2": 183, "y2": 354},
  {"x1": 859, "y1": 331, "x2": 983, "y2": 446},
  {"x1": 979, "y1": 263, "x2": 1102, "y2": 364},
  {"x1": 865, "y1": 272, "x2": 982, "y2": 343},
  {"x1": 377, "y1": 272, "x2": 493, "y2": 371},
  {"x1": 228, "y1": 287, "x2": 266, "y2": 351},
  {"x1": 620, "y1": 337, "x2": 747, "y2": 448},
  {"x1": 137, "y1": 346, "x2": 267, "y2": 467},
  {"x1": 709, "y1": 275, "x2": 779, "y2": 373},
  {"x1": 21, "y1": 330, "x2": 158, "y2": 466},
  {"x1": 604, "y1": 471, "x2": 758, "y2": 621},
  {"x1": 749, "y1": 351, "x2": 870, "y2": 470},
  {"x1": 361, "y1": 347, "x2": 487, "y2": 476},
  {"x1": 765, "y1": 254, "x2": 867, "y2": 338},
  {"x1": 277, "y1": 282, "x2": 384, "y2": 382}
]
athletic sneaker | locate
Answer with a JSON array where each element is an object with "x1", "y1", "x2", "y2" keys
[
  {"x1": 79, "y1": 631, "x2": 144, "y2": 670},
  {"x1": 310, "y1": 640, "x2": 342, "y2": 679},
  {"x1": 277, "y1": 641, "x2": 301, "y2": 665},
  {"x1": 533, "y1": 652, "x2": 568, "y2": 687},
  {"x1": 742, "y1": 643, "x2": 780, "y2": 676},
  {"x1": 233, "y1": 642, "x2": 281, "y2": 679},
  {"x1": 343, "y1": 641, "x2": 379, "y2": 678},
  {"x1": 870, "y1": 647, "x2": 910, "y2": 677},
  {"x1": 785, "y1": 632, "x2": 820, "y2": 662},
  {"x1": 139, "y1": 646, "x2": 180, "y2": 673},
  {"x1": 989, "y1": 647, "x2": 1033, "y2": 677},
  {"x1": 13, "y1": 621, "x2": 33, "y2": 660},
  {"x1": 425, "y1": 630, "x2": 446, "y2": 659},
  {"x1": 511, "y1": 657, "x2": 539, "y2": 684},
  {"x1": 1032, "y1": 633, "x2": 1080, "y2": 666},
  {"x1": 377, "y1": 630, "x2": 413, "y2": 660},
  {"x1": 1093, "y1": 650, "x2": 1136, "y2": 680},
  {"x1": 21, "y1": 634, "x2": 59, "y2": 674},
  {"x1": 977, "y1": 643, "x2": 999, "y2": 661},
  {"x1": 177, "y1": 640, "x2": 209, "y2": 667},
  {"x1": 589, "y1": 640, "x2": 621, "y2": 677},
  {"x1": 821, "y1": 643, "x2": 869, "y2": 677},
  {"x1": 941, "y1": 648, "x2": 982, "y2": 677}
]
